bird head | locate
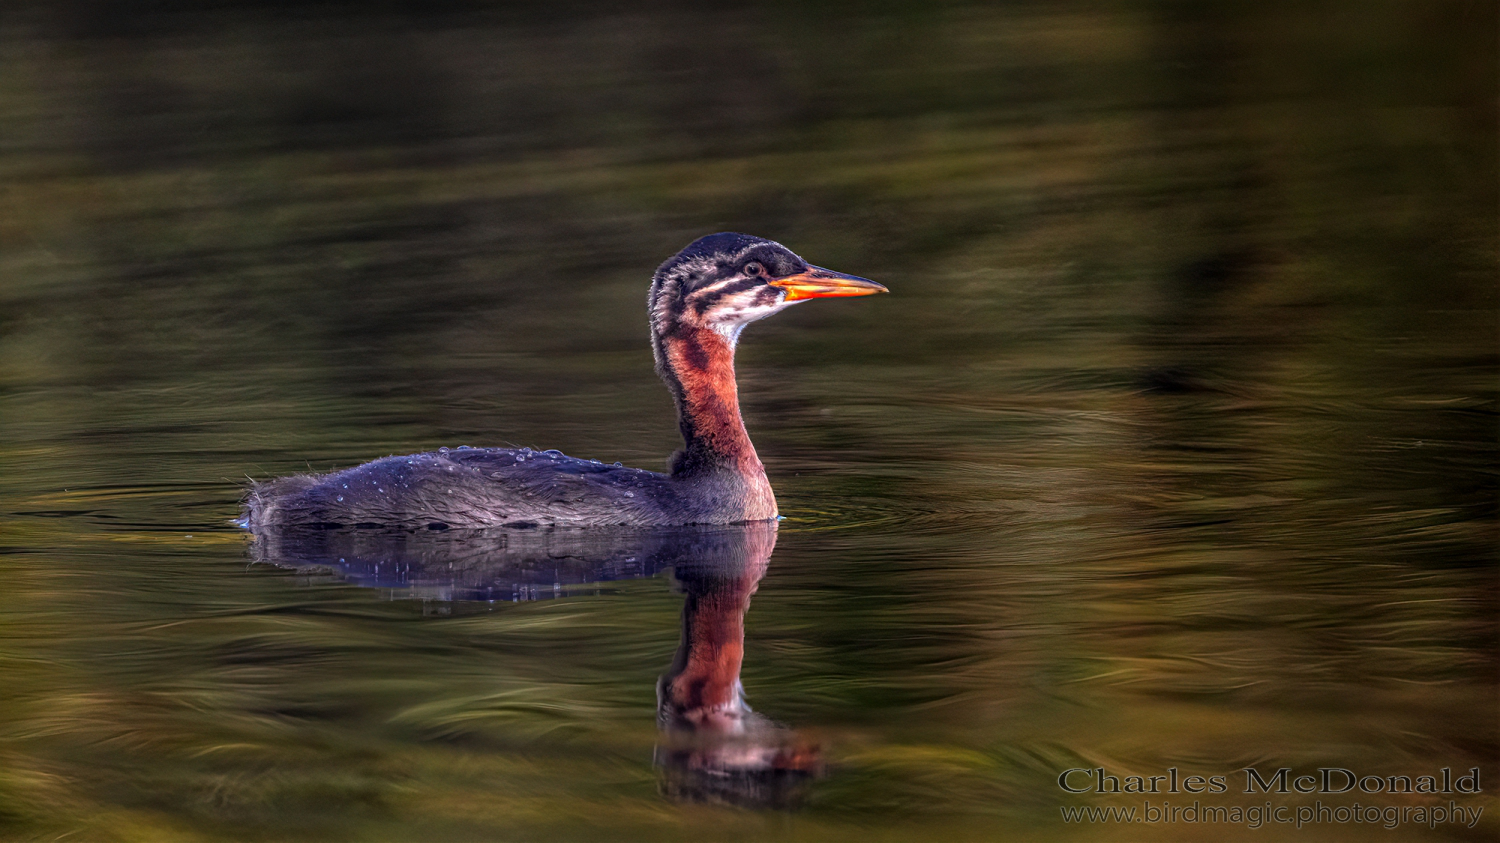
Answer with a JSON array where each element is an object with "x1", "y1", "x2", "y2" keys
[{"x1": 649, "y1": 233, "x2": 886, "y2": 346}]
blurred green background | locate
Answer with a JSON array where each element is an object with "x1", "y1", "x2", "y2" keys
[{"x1": 0, "y1": 1, "x2": 1495, "y2": 841}]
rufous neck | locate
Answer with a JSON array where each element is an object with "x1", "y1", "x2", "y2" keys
[{"x1": 656, "y1": 325, "x2": 763, "y2": 477}]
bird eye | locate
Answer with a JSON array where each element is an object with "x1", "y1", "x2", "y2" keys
[{"x1": 743, "y1": 261, "x2": 763, "y2": 277}]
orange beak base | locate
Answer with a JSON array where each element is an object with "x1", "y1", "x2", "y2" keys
[{"x1": 769, "y1": 266, "x2": 888, "y2": 301}]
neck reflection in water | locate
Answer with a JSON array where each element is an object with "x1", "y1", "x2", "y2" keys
[
  {"x1": 248, "y1": 520, "x2": 822, "y2": 808},
  {"x1": 654, "y1": 522, "x2": 822, "y2": 808}
]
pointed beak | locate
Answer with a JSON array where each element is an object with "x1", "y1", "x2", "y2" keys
[{"x1": 769, "y1": 266, "x2": 888, "y2": 301}]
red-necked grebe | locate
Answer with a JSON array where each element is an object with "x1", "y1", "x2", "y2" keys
[{"x1": 242, "y1": 232, "x2": 885, "y2": 529}]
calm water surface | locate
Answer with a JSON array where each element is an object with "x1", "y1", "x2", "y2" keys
[{"x1": 1, "y1": 3, "x2": 1495, "y2": 841}]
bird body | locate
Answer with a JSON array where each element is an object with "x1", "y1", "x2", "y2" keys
[
  {"x1": 242, "y1": 233, "x2": 883, "y2": 529},
  {"x1": 244, "y1": 446, "x2": 761, "y2": 529}
]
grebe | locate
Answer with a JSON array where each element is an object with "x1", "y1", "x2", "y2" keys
[{"x1": 242, "y1": 233, "x2": 885, "y2": 529}]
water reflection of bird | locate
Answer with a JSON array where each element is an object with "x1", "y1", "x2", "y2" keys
[
  {"x1": 243, "y1": 233, "x2": 884, "y2": 529},
  {"x1": 248, "y1": 518, "x2": 823, "y2": 807},
  {"x1": 655, "y1": 521, "x2": 822, "y2": 808}
]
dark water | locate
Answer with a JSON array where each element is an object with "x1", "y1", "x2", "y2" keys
[{"x1": 1, "y1": 2, "x2": 1496, "y2": 841}]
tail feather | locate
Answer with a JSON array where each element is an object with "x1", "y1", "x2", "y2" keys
[{"x1": 241, "y1": 474, "x2": 320, "y2": 529}]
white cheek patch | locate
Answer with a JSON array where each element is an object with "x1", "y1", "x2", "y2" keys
[
  {"x1": 709, "y1": 289, "x2": 797, "y2": 347},
  {"x1": 715, "y1": 322, "x2": 748, "y2": 346}
]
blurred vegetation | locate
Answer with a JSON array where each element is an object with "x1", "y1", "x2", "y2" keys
[{"x1": 0, "y1": 0, "x2": 1495, "y2": 841}]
